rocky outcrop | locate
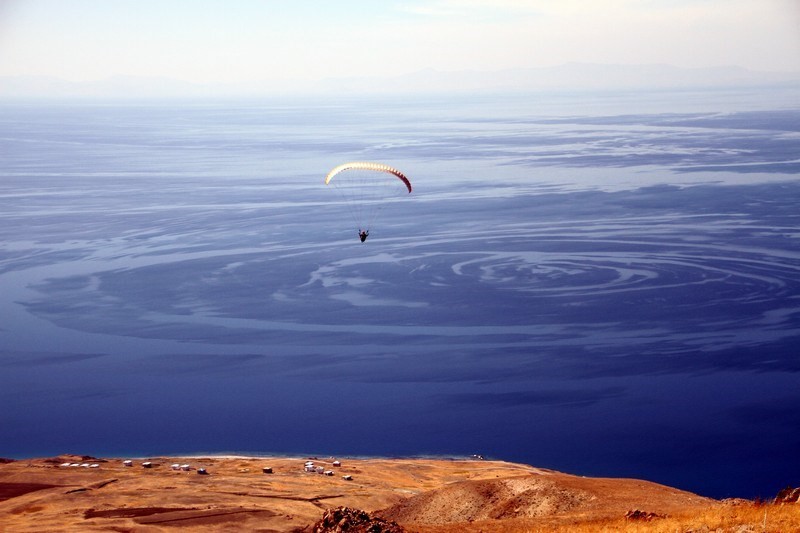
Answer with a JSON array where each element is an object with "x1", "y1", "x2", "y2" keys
[
  {"x1": 311, "y1": 506, "x2": 405, "y2": 533},
  {"x1": 624, "y1": 509, "x2": 665, "y2": 521}
]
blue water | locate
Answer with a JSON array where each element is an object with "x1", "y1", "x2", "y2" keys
[{"x1": 1, "y1": 90, "x2": 799, "y2": 499}]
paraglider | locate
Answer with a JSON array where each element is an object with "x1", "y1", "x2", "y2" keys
[{"x1": 325, "y1": 162, "x2": 412, "y2": 242}]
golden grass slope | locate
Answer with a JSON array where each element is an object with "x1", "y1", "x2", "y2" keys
[{"x1": 0, "y1": 454, "x2": 797, "y2": 532}]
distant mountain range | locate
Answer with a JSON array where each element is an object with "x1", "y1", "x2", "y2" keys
[
  {"x1": 325, "y1": 63, "x2": 800, "y2": 94},
  {"x1": 2, "y1": 63, "x2": 799, "y2": 99}
]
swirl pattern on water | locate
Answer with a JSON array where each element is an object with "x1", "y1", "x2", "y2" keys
[{"x1": 22, "y1": 188, "x2": 800, "y2": 375}]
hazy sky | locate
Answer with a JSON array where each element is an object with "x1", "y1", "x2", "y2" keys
[{"x1": 1, "y1": 0, "x2": 798, "y2": 84}]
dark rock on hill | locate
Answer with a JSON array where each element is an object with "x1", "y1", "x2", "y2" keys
[{"x1": 310, "y1": 506, "x2": 405, "y2": 533}]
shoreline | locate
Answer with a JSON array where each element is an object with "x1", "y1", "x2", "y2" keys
[{"x1": 4, "y1": 451, "x2": 490, "y2": 463}]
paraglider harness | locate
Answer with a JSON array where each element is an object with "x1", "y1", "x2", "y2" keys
[{"x1": 359, "y1": 229, "x2": 369, "y2": 243}]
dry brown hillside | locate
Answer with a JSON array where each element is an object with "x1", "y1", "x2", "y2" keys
[
  {"x1": 0, "y1": 454, "x2": 797, "y2": 532},
  {"x1": 378, "y1": 470, "x2": 713, "y2": 525}
]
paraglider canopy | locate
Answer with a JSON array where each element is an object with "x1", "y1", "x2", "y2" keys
[
  {"x1": 325, "y1": 162, "x2": 412, "y2": 193},
  {"x1": 325, "y1": 161, "x2": 412, "y2": 240}
]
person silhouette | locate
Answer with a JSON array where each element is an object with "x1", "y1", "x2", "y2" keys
[{"x1": 358, "y1": 229, "x2": 369, "y2": 242}]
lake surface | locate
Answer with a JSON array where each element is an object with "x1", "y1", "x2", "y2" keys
[{"x1": 1, "y1": 89, "x2": 799, "y2": 499}]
